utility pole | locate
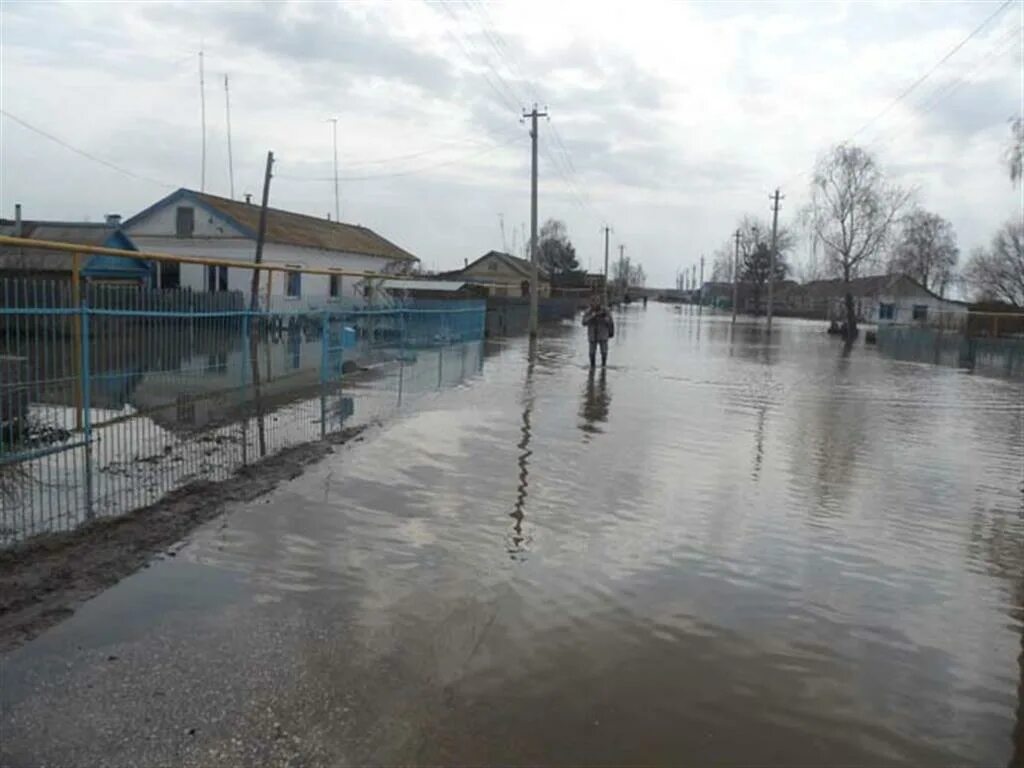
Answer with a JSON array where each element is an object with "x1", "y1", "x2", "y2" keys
[
  {"x1": 699, "y1": 254, "x2": 705, "y2": 312},
  {"x1": 328, "y1": 118, "x2": 340, "y2": 223},
  {"x1": 732, "y1": 229, "x2": 741, "y2": 324},
  {"x1": 224, "y1": 75, "x2": 235, "y2": 199},
  {"x1": 603, "y1": 226, "x2": 611, "y2": 304},
  {"x1": 767, "y1": 188, "x2": 783, "y2": 331},
  {"x1": 250, "y1": 151, "x2": 274, "y2": 311},
  {"x1": 618, "y1": 243, "x2": 626, "y2": 301},
  {"x1": 524, "y1": 104, "x2": 548, "y2": 337},
  {"x1": 198, "y1": 50, "x2": 207, "y2": 192}
]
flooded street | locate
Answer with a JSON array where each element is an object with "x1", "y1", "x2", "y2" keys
[{"x1": 2, "y1": 305, "x2": 1023, "y2": 767}]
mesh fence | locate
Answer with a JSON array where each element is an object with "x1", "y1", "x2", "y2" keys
[{"x1": 0, "y1": 278, "x2": 485, "y2": 545}]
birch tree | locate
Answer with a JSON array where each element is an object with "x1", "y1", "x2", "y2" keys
[{"x1": 806, "y1": 144, "x2": 911, "y2": 337}]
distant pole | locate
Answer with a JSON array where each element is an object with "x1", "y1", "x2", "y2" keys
[
  {"x1": 224, "y1": 75, "x2": 235, "y2": 199},
  {"x1": 524, "y1": 104, "x2": 548, "y2": 337},
  {"x1": 199, "y1": 50, "x2": 207, "y2": 192},
  {"x1": 328, "y1": 118, "x2": 340, "y2": 223},
  {"x1": 250, "y1": 151, "x2": 274, "y2": 311},
  {"x1": 618, "y1": 243, "x2": 625, "y2": 300},
  {"x1": 767, "y1": 187, "x2": 783, "y2": 331},
  {"x1": 732, "y1": 229, "x2": 741, "y2": 324},
  {"x1": 699, "y1": 254, "x2": 704, "y2": 307},
  {"x1": 603, "y1": 225, "x2": 610, "y2": 304}
]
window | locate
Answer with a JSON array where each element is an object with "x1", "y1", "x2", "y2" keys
[
  {"x1": 329, "y1": 274, "x2": 342, "y2": 298},
  {"x1": 175, "y1": 206, "x2": 195, "y2": 238},
  {"x1": 285, "y1": 267, "x2": 302, "y2": 298},
  {"x1": 488, "y1": 261, "x2": 499, "y2": 271},
  {"x1": 206, "y1": 265, "x2": 227, "y2": 292},
  {"x1": 912, "y1": 304, "x2": 928, "y2": 321},
  {"x1": 878, "y1": 303, "x2": 895, "y2": 321}
]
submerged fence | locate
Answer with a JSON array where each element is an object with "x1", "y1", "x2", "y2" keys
[{"x1": 0, "y1": 275, "x2": 485, "y2": 545}]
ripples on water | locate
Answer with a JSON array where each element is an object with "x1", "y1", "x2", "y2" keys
[{"x1": 4, "y1": 307, "x2": 1023, "y2": 766}]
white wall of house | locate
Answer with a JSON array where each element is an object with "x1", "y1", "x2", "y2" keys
[
  {"x1": 128, "y1": 203, "x2": 248, "y2": 238},
  {"x1": 873, "y1": 293, "x2": 968, "y2": 328},
  {"x1": 128, "y1": 229, "x2": 405, "y2": 309}
]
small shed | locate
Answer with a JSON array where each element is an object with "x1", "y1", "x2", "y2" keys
[{"x1": 0, "y1": 219, "x2": 152, "y2": 285}]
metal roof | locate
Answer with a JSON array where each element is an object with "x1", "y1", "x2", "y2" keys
[{"x1": 380, "y1": 279, "x2": 467, "y2": 292}]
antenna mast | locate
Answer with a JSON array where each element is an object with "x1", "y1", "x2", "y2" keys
[
  {"x1": 199, "y1": 49, "x2": 207, "y2": 192},
  {"x1": 224, "y1": 74, "x2": 235, "y2": 199}
]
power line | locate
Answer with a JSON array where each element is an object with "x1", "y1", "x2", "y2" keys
[
  {"x1": 461, "y1": 1, "x2": 607, "y2": 222},
  {"x1": 0, "y1": 109, "x2": 174, "y2": 188},
  {"x1": 850, "y1": 0, "x2": 1015, "y2": 141},
  {"x1": 780, "y1": 0, "x2": 1017, "y2": 191},
  {"x1": 276, "y1": 133, "x2": 524, "y2": 182}
]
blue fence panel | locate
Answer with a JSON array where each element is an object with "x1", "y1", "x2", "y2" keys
[{"x1": 0, "y1": 279, "x2": 486, "y2": 546}]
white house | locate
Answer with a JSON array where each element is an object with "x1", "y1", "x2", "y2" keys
[
  {"x1": 873, "y1": 275, "x2": 969, "y2": 330},
  {"x1": 123, "y1": 188, "x2": 418, "y2": 309},
  {"x1": 800, "y1": 274, "x2": 969, "y2": 329}
]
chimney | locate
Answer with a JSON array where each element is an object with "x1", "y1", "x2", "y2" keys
[
  {"x1": 327, "y1": 213, "x2": 331, "y2": 221},
  {"x1": 105, "y1": 213, "x2": 122, "y2": 228},
  {"x1": 14, "y1": 203, "x2": 22, "y2": 237},
  {"x1": 244, "y1": 193, "x2": 252, "y2": 205},
  {"x1": 464, "y1": 257, "x2": 468, "y2": 268}
]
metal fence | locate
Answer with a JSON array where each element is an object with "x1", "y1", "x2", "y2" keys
[{"x1": 0, "y1": 278, "x2": 485, "y2": 545}]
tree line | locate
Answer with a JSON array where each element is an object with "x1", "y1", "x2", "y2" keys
[{"x1": 711, "y1": 118, "x2": 1023, "y2": 337}]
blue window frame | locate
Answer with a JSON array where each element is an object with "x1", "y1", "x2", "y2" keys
[{"x1": 286, "y1": 268, "x2": 302, "y2": 298}]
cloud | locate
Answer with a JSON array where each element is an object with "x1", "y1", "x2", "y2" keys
[
  {"x1": 0, "y1": 0, "x2": 1019, "y2": 286},
  {"x1": 140, "y1": 2, "x2": 458, "y2": 98}
]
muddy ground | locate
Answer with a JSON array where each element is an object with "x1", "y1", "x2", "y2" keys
[{"x1": 0, "y1": 425, "x2": 368, "y2": 653}]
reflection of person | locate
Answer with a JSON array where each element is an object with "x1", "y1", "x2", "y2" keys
[
  {"x1": 582, "y1": 296, "x2": 614, "y2": 368},
  {"x1": 580, "y1": 367, "x2": 611, "y2": 435}
]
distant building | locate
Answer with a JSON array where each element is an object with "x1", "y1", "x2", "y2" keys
[
  {"x1": 440, "y1": 251, "x2": 550, "y2": 297},
  {"x1": 0, "y1": 211, "x2": 150, "y2": 285},
  {"x1": 123, "y1": 188, "x2": 418, "y2": 307},
  {"x1": 795, "y1": 275, "x2": 968, "y2": 327}
]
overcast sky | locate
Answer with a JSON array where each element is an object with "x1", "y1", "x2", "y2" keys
[{"x1": 1, "y1": 0, "x2": 1021, "y2": 286}]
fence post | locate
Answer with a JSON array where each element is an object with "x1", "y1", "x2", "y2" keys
[
  {"x1": 80, "y1": 300, "x2": 94, "y2": 520},
  {"x1": 240, "y1": 309, "x2": 250, "y2": 466},
  {"x1": 71, "y1": 252, "x2": 83, "y2": 431},
  {"x1": 397, "y1": 305, "x2": 406, "y2": 407},
  {"x1": 320, "y1": 309, "x2": 329, "y2": 439}
]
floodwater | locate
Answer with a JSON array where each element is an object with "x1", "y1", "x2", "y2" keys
[{"x1": 2, "y1": 306, "x2": 1023, "y2": 767}]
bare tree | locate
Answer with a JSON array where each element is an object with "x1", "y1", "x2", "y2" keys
[
  {"x1": 611, "y1": 257, "x2": 646, "y2": 294},
  {"x1": 806, "y1": 144, "x2": 911, "y2": 337},
  {"x1": 888, "y1": 208, "x2": 959, "y2": 297},
  {"x1": 710, "y1": 245, "x2": 733, "y2": 282},
  {"x1": 963, "y1": 219, "x2": 1024, "y2": 306},
  {"x1": 795, "y1": 235, "x2": 834, "y2": 283}
]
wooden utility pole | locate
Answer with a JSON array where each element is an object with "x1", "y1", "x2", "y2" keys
[
  {"x1": 524, "y1": 104, "x2": 548, "y2": 337},
  {"x1": 250, "y1": 151, "x2": 274, "y2": 311},
  {"x1": 732, "y1": 229, "x2": 741, "y2": 324},
  {"x1": 603, "y1": 225, "x2": 610, "y2": 304},
  {"x1": 767, "y1": 188, "x2": 783, "y2": 330}
]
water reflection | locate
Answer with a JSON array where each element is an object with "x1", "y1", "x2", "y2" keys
[
  {"x1": 579, "y1": 368, "x2": 611, "y2": 439},
  {"x1": 509, "y1": 338, "x2": 536, "y2": 559},
  {"x1": 4, "y1": 310, "x2": 1024, "y2": 766}
]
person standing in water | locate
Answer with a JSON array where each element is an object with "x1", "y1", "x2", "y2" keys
[{"x1": 582, "y1": 296, "x2": 614, "y2": 368}]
